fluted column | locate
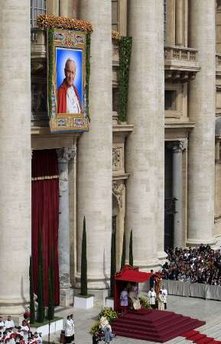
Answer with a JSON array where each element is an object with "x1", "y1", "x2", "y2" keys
[
  {"x1": 175, "y1": 0, "x2": 184, "y2": 46},
  {"x1": 59, "y1": 0, "x2": 79, "y2": 18},
  {"x1": 78, "y1": 0, "x2": 112, "y2": 289},
  {"x1": 0, "y1": 0, "x2": 31, "y2": 314},
  {"x1": 188, "y1": 0, "x2": 216, "y2": 245},
  {"x1": 126, "y1": 0, "x2": 165, "y2": 269},
  {"x1": 113, "y1": 181, "x2": 126, "y2": 271},
  {"x1": 172, "y1": 141, "x2": 186, "y2": 248},
  {"x1": 47, "y1": 0, "x2": 59, "y2": 16},
  {"x1": 165, "y1": 0, "x2": 176, "y2": 46},
  {"x1": 57, "y1": 147, "x2": 76, "y2": 306}
]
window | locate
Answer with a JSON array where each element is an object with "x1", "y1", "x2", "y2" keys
[
  {"x1": 113, "y1": 88, "x2": 119, "y2": 113},
  {"x1": 30, "y1": 0, "x2": 46, "y2": 28},
  {"x1": 112, "y1": 0, "x2": 119, "y2": 31},
  {"x1": 165, "y1": 90, "x2": 176, "y2": 110}
]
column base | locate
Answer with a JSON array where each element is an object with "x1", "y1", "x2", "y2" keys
[
  {"x1": 75, "y1": 275, "x2": 110, "y2": 289},
  {"x1": 134, "y1": 258, "x2": 161, "y2": 270},
  {"x1": 157, "y1": 250, "x2": 168, "y2": 263},
  {"x1": 186, "y1": 238, "x2": 216, "y2": 247},
  {"x1": 60, "y1": 288, "x2": 74, "y2": 307},
  {"x1": 0, "y1": 300, "x2": 28, "y2": 316}
]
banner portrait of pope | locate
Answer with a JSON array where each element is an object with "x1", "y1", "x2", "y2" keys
[{"x1": 56, "y1": 47, "x2": 83, "y2": 115}]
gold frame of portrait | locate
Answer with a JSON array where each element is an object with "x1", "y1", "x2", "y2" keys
[{"x1": 48, "y1": 28, "x2": 89, "y2": 133}]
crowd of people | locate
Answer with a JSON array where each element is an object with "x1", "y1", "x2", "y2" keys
[
  {"x1": 0, "y1": 316, "x2": 42, "y2": 344},
  {"x1": 161, "y1": 244, "x2": 221, "y2": 285}
]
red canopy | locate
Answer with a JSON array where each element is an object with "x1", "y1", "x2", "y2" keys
[
  {"x1": 115, "y1": 265, "x2": 151, "y2": 283},
  {"x1": 114, "y1": 265, "x2": 151, "y2": 311}
]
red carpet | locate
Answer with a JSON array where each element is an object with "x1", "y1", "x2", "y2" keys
[
  {"x1": 111, "y1": 309, "x2": 205, "y2": 342},
  {"x1": 182, "y1": 329, "x2": 221, "y2": 343}
]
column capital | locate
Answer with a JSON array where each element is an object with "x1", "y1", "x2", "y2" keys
[
  {"x1": 57, "y1": 146, "x2": 76, "y2": 163},
  {"x1": 168, "y1": 139, "x2": 187, "y2": 153}
]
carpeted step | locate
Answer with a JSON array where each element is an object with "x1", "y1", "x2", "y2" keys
[
  {"x1": 184, "y1": 330, "x2": 199, "y2": 338},
  {"x1": 197, "y1": 337, "x2": 215, "y2": 344},
  {"x1": 112, "y1": 309, "x2": 205, "y2": 343},
  {"x1": 190, "y1": 333, "x2": 207, "y2": 342}
]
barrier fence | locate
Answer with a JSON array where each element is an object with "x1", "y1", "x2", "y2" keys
[{"x1": 163, "y1": 279, "x2": 221, "y2": 300}]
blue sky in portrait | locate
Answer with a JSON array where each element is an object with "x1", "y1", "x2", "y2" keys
[{"x1": 56, "y1": 47, "x2": 83, "y2": 103}]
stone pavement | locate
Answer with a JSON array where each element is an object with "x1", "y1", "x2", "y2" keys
[{"x1": 46, "y1": 295, "x2": 221, "y2": 344}]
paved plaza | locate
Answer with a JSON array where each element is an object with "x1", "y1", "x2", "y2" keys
[{"x1": 46, "y1": 295, "x2": 221, "y2": 344}]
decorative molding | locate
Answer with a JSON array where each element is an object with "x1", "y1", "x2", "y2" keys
[
  {"x1": 112, "y1": 147, "x2": 122, "y2": 171},
  {"x1": 112, "y1": 181, "x2": 125, "y2": 208}
]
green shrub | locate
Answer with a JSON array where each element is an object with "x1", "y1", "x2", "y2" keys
[
  {"x1": 98, "y1": 307, "x2": 118, "y2": 323},
  {"x1": 89, "y1": 321, "x2": 100, "y2": 335},
  {"x1": 139, "y1": 296, "x2": 151, "y2": 309}
]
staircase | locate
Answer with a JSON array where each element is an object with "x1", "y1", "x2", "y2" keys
[{"x1": 111, "y1": 309, "x2": 205, "y2": 343}]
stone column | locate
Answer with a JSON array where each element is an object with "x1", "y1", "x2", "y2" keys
[
  {"x1": 47, "y1": 0, "x2": 59, "y2": 15},
  {"x1": 57, "y1": 147, "x2": 76, "y2": 306},
  {"x1": 112, "y1": 181, "x2": 126, "y2": 271},
  {"x1": 60, "y1": 0, "x2": 79, "y2": 18},
  {"x1": 175, "y1": 0, "x2": 184, "y2": 46},
  {"x1": 0, "y1": 0, "x2": 31, "y2": 314},
  {"x1": 165, "y1": 0, "x2": 176, "y2": 46},
  {"x1": 78, "y1": 1, "x2": 112, "y2": 289},
  {"x1": 172, "y1": 141, "x2": 186, "y2": 247},
  {"x1": 188, "y1": 0, "x2": 216, "y2": 245},
  {"x1": 126, "y1": 0, "x2": 165, "y2": 269}
]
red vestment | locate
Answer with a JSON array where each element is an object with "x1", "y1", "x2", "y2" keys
[{"x1": 57, "y1": 80, "x2": 82, "y2": 113}]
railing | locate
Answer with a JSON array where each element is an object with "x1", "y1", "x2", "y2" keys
[
  {"x1": 216, "y1": 54, "x2": 221, "y2": 70},
  {"x1": 163, "y1": 279, "x2": 221, "y2": 301},
  {"x1": 164, "y1": 46, "x2": 198, "y2": 62}
]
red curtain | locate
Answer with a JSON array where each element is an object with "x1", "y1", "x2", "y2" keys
[{"x1": 32, "y1": 150, "x2": 60, "y2": 305}]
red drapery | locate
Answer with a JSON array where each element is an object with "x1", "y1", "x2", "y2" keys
[{"x1": 32, "y1": 150, "x2": 60, "y2": 305}]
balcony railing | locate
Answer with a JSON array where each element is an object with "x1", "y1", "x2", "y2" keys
[{"x1": 164, "y1": 46, "x2": 200, "y2": 82}]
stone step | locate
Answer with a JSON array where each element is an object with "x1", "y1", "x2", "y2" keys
[{"x1": 165, "y1": 336, "x2": 193, "y2": 343}]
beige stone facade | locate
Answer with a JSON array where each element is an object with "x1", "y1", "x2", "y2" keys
[{"x1": 1, "y1": 0, "x2": 221, "y2": 313}]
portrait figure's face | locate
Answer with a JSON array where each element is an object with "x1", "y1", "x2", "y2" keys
[{"x1": 65, "y1": 60, "x2": 76, "y2": 87}]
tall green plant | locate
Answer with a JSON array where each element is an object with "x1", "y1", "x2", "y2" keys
[
  {"x1": 121, "y1": 229, "x2": 126, "y2": 269},
  {"x1": 81, "y1": 216, "x2": 88, "y2": 296},
  {"x1": 129, "y1": 230, "x2": 133, "y2": 266},
  {"x1": 118, "y1": 36, "x2": 132, "y2": 122},
  {"x1": 47, "y1": 262, "x2": 54, "y2": 321},
  {"x1": 29, "y1": 256, "x2": 35, "y2": 324},
  {"x1": 110, "y1": 230, "x2": 116, "y2": 297},
  {"x1": 37, "y1": 235, "x2": 45, "y2": 322}
]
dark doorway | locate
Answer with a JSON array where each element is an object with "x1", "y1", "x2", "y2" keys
[{"x1": 164, "y1": 143, "x2": 175, "y2": 250}]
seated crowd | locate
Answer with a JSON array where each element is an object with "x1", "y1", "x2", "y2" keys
[
  {"x1": 162, "y1": 244, "x2": 221, "y2": 285},
  {"x1": 0, "y1": 316, "x2": 42, "y2": 344}
]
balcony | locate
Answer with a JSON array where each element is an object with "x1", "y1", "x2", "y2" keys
[
  {"x1": 31, "y1": 28, "x2": 46, "y2": 59},
  {"x1": 164, "y1": 46, "x2": 200, "y2": 82},
  {"x1": 216, "y1": 54, "x2": 221, "y2": 76}
]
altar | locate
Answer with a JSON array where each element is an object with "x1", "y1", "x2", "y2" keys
[{"x1": 114, "y1": 265, "x2": 151, "y2": 312}]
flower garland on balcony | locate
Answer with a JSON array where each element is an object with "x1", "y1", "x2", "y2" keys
[
  {"x1": 112, "y1": 30, "x2": 132, "y2": 122},
  {"x1": 118, "y1": 36, "x2": 132, "y2": 123},
  {"x1": 37, "y1": 14, "x2": 93, "y2": 32}
]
